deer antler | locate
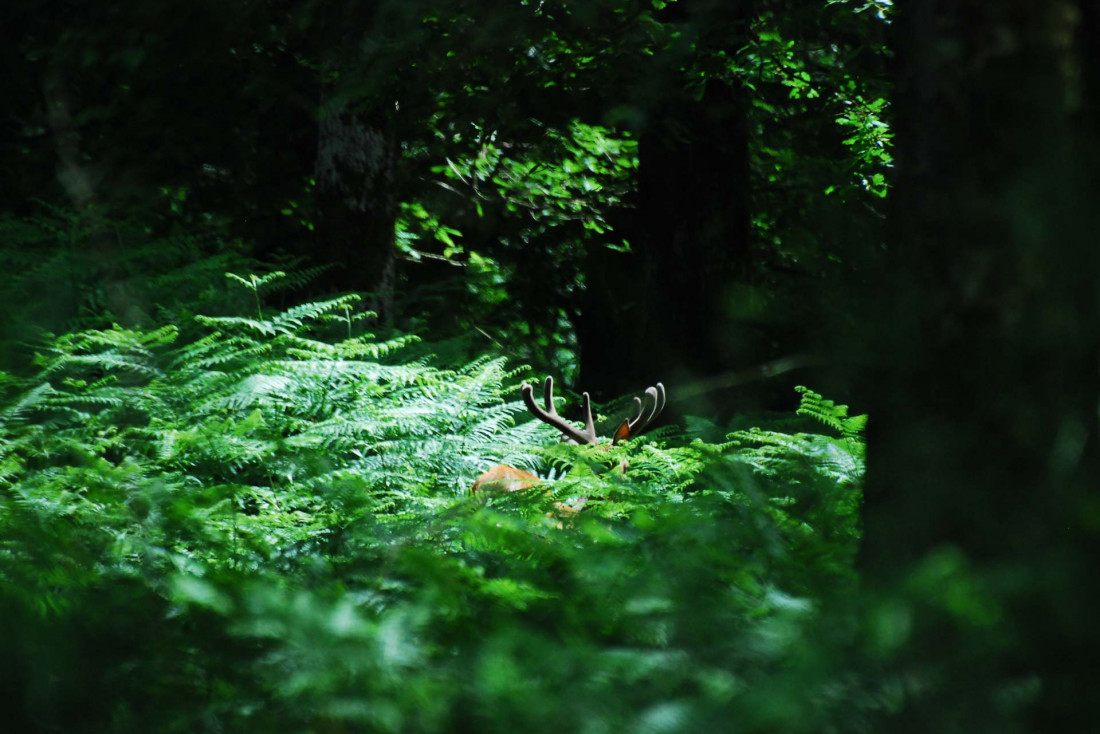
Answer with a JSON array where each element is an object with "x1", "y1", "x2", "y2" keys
[
  {"x1": 610, "y1": 383, "x2": 665, "y2": 445},
  {"x1": 624, "y1": 382, "x2": 666, "y2": 437},
  {"x1": 520, "y1": 376, "x2": 598, "y2": 445}
]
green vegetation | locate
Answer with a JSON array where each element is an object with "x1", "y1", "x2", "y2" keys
[
  {"x1": 3, "y1": 0, "x2": 1096, "y2": 731},
  {"x1": 1, "y1": 274, "x2": 863, "y2": 732}
]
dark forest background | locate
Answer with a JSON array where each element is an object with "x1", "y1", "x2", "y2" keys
[{"x1": 1, "y1": 1, "x2": 1096, "y2": 732}]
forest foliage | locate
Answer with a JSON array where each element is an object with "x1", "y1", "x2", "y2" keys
[
  {"x1": 3, "y1": 0, "x2": 1096, "y2": 731},
  {"x1": 0, "y1": 273, "x2": 865, "y2": 732}
]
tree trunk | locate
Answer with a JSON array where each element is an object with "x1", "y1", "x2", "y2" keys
[
  {"x1": 577, "y1": 1, "x2": 753, "y2": 407},
  {"x1": 859, "y1": 1, "x2": 1098, "y2": 728},
  {"x1": 578, "y1": 82, "x2": 750, "y2": 405},
  {"x1": 313, "y1": 94, "x2": 398, "y2": 318},
  {"x1": 309, "y1": 0, "x2": 397, "y2": 316},
  {"x1": 42, "y1": 67, "x2": 148, "y2": 325}
]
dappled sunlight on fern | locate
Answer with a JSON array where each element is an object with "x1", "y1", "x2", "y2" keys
[{"x1": 0, "y1": 274, "x2": 869, "y2": 733}]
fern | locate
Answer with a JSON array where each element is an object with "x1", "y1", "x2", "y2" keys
[
  {"x1": 0, "y1": 276, "x2": 870, "y2": 734},
  {"x1": 731, "y1": 387, "x2": 866, "y2": 484},
  {"x1": 794, "y1": 384, "x2": 869, "y2": 440},
  {"x1": 0, "y1": 207, "x2": 259, "y2": 372}
]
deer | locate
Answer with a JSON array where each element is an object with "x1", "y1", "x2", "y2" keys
[{"x1": 470, "y1": 377, "x2": 666, "y2": 514}]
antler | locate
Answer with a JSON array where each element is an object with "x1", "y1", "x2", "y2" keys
[
  {"x1": 609, "y1": 382, "x2": 666, "y2": 445},
  {"x1": 624, "y1": 382, "x2": 666, "y2": 437},
  {"x1": 520, "y1": 376, "x2": 598, "y2": 445},
  {"x1": 522, "y1": 377, "x2": 665, "y2": 446}
]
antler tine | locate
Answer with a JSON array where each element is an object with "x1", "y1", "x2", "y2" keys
[
  {"x1": 541, "y1": 375, "x2": 555, "y2": 412},
  {"x1": 580, "y1": 391, "x2": 596, "y2": 442},
  {"x1": 626, "y1": 382, "x2": 666, "y2": 435},
  {"x1": 521, "y1": 377, "x2": 598, "y2": 445}
]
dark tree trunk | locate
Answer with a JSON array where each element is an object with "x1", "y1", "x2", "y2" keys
[
  {"x1": 578, "y1": 82, "x2": 750, "y2": 405},
  {"x1": 249, "y1": 49, "x2": 321, "y2": 267},
  {"x1": 313, "y1": 97, "x2": 398, "y2": 317},
  {"x1": 577, "y1": 1, "x2": 753, "y2": 407},
  {"x1": 859, "y1": 1, "x2": 1098, "y2": 728},
  {"x1": 42, "y1": 69, "x2": 97, "y2": 212},
  {"x1": 306, "y1": 0, "x2": 398, "y2": 318},
  {"x1": 41, "y1": 67, "x2": 147, "y2": 325}
]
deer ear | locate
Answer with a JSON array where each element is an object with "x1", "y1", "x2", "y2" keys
[{"x1": 612, "y1": 419, "x2": 632, "y2": 445}]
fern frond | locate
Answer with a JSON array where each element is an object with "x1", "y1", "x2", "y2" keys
[{"x1": 794, "y1": 385, "x2": 867, "y2": 439}]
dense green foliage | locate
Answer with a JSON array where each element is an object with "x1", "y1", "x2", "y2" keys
[
  {"x1": 0, "y1": 276, "x2": 864, "y2": 732},
  {"x1": 5, "y1": 0, "x2": 1097, "y2": 730},
  {"x1": 3, "y1": 0, "x2": 892, "y2": 382}
]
